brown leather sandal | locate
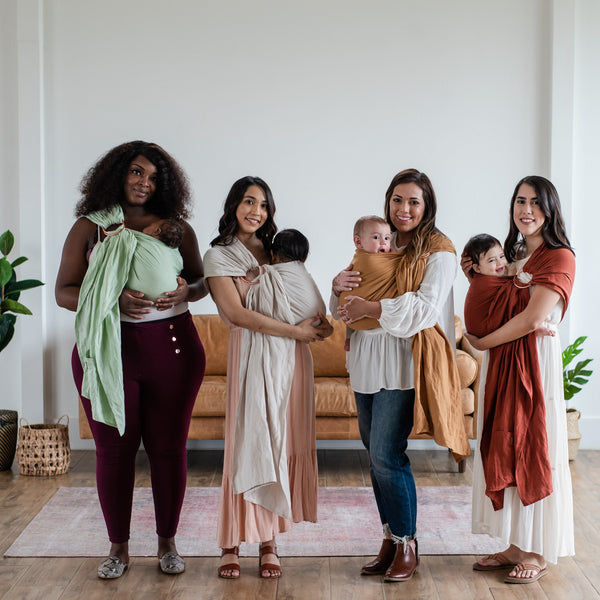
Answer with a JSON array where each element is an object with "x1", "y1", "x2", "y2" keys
[
  {"x1": 217, "y1": 546, "x2": 240, "y2": 579},
  {"x1": 259, "y1": 544, "x2": 282, "y2": 578}
]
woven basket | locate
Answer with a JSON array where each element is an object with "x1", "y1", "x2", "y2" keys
[{"x1": 17, "y1": 415, "x2": 71, "y2": 476}]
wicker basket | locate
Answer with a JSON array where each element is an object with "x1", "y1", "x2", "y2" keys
[{"x1": 17, "y1": 415, "x2": 71, "y2": 476}]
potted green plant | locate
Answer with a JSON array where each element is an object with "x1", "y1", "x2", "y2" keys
[
  {"x1": 0, "y1": 229, "x2": 44, "y2": 471},
  {"x1": 563, "y1": 336, "x2": 593, "y2": 460},
  {"x1": 0, "y1": 229, "x2": 44, "y2": 352}
]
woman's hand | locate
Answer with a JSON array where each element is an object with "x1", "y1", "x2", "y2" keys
[
  {"x1": 313, "y1": 312, "x2": 334, "y2": 339},
  {"x1": 464, "y1": 332, "x2": 487, "y2": 351},
  {"x1": 119, "y1": 288, "x2": 154, "y2": 319},
  {"x1": 332, "y1": 264, "x2": 361, "y2": 296},
  {"x1": 156, "y1": 277, "x2": 189, "y2": 311},
  {"x1": 338, "y1": 296, "x2": 381, "y2": 324},
  {"x1": 460, "y1": 252, "x2": 474, "y2": 282},
  {"x1": 294, "y1": 317, "x2": 326, "y2": 343}
]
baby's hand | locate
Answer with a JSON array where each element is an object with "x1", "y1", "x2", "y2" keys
[
  {"x1": 460, "y1": 252, "x2": 474, "y2": 282},
  {"x1": 535, "y1": 327, "x2": 555, "y2": 338},
  {"x1": 245, "y1": 266, "x2": 260, "y2": 280}
]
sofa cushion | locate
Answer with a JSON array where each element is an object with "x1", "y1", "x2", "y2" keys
[
  {"x1": 456, "y1": 349, "x2": 477, "y2": 388},
  {"x1": 314, "y1": 377, "x2": 356, "y2": 416},
  {"x1": 191, "y1": 376, "x2": 227, "y2": 417},
  {"x1": 193, "y1": 314, "x2": 229, "y2": 376},
  {"x1": 454, "y1": 314, "x2": 463, "y2": 345},
  {"x1": 461, "y1": 387, "x2": 475, "y2": 415},
  {"x1": 309, "y1": 317, "x2": 348, "y2": 377}
]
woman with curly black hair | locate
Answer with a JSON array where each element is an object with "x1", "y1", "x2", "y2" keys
[{"x1": 56, "y1": 141, "x2": 207, "y2": 579}]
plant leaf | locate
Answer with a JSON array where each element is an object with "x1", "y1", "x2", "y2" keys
[
  {"x1": 5, "y1": 279, "x2": 44, "y2": 295},
  {"x1": 11, "y1": 256, "x2": 28, "y2": 268},
  {"x1": 0, "y1": 257, "x2": 13, "y2": 287},
  {"x1": 0, "y1": 230, "x2": 14, "y2": 256},
  {"x1": 0, "y1": 313, "x2": 16, "y2": 353},
  {"x1": 1, "y1": 298, "x2": 32, "y2": 315}
]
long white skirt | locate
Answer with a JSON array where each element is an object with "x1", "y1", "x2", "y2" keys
[{"x1": 471, "y1": 303, "x2": 575, "y2": 563}]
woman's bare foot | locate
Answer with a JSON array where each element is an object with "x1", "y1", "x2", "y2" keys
[
  {"x1": 506, "y1": 552, "x2": 547, "y2": 582},
  {"x1": 157, "y1": 535, "x2": 177, "y2": 558},
  {"x1": 259, "y1": 539, "x2": 281, "y2": 578},
  {"x1": 109, "y1": 541, "x2": 129, "y2": 565},
  {"x1": 475, "y1": 544, "x2": 546, "y2": 579},
  {"x1": 218, "y1": 547, "x2": 240, "y2": 579}
]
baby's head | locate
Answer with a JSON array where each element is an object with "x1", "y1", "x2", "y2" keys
[
  {"x1": 463, "y1": 234, "x2": 507, "y2": 276},
  {"x1": 353, "y1": 215, "x2": 391, "y2": 253},
  {"x1": 143, "y1": 218, "x2": 184, "y2": 249},
  {"x1": 271, "y1": 229, "x2": 309, "y2": 264}
]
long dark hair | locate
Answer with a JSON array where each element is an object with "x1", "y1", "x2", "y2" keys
[
  {"x1": 210, "y1": 176, "x2": 277, "y2": 250},
  {"x1": 75, "y1": 140, "x2": 192, "y2": 219},
  {"x1": 384, "y1": 168, "x2": 440, "y2": 264},
  {"x1": 504, "y1": 175, "x2": 573, "y2": 262}
]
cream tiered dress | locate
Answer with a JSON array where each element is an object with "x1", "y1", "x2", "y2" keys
[{"x1": 471, "y1": 256, "x2": 575, "y2": 563}]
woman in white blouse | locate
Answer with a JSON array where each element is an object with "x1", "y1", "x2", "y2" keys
[{"x1": 331, "y1": 169, "x2": 458, "y2": 583}]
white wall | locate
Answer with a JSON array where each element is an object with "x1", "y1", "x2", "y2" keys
[
  {"x1": 3, "y1": 0, "x2": 599, "y2": 448},
  {"x1": 0, "y1": 0, "x2": 26, "y2": 416},
  {"x1": 570, "y1": 0, "x2": 600, "y2": 441}
]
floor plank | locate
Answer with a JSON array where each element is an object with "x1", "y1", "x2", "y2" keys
[{"x1": 1, "y1": 449, "x2": 599, "y2": 599}]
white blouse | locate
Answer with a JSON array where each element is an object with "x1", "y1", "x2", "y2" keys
[{"x1": 330, "y1": 248, "x2": 457, "y2": 394}]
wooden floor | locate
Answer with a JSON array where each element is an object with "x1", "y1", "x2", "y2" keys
[{"x1": 1, "y1": 448, "x2": 599, "y2": 599}]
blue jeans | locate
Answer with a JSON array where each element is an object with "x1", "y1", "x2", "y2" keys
[{"x1": 354, "y1": 389, "x2": 417, "y2": 541}]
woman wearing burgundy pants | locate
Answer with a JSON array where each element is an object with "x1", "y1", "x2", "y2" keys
[{"x1": 56, "y1": 141, "x2": 207, "y2": 579}]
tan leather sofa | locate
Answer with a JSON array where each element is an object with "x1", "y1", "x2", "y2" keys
[{"x1": 79, "y1": 314, "x2": 480, "y2": 470}]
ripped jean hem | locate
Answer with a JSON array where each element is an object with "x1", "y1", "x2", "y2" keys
[{"x1": 383, "y1": 524, "x2": 416, "y2": 548}]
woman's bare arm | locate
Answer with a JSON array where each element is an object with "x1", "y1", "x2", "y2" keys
[
  {"x1": 55, "y1": 218, "x2": 97, "y2": 312},
  {"x1": 208, "y1": 276, "x2": 330, "y2": 343}
]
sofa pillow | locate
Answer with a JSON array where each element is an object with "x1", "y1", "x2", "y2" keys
[
  {"x1": 309, "y1": 317, "x2": 348, "y2": 377},
  {"x1": 193, "y1": 314, "x2": 229, "y2": 375}
]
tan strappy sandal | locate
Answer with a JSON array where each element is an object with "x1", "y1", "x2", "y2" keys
[{"x1": 259, "y1": 544, "x2": 282, "y2": 578}]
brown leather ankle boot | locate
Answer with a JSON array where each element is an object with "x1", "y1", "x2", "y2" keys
[
  {"x1": 361, "y1": 538, "x2": 396, "y2": 575},
  {"x1": 384, "y1": 539, "x2": 419, "y2": 582}
]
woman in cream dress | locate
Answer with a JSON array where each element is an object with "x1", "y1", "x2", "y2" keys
[{"x1": 465, "y1": 176, "x2": 575, "y2": 584}]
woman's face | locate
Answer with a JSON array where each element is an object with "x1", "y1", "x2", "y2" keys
[
  {"x1": 513, "y1": 183, "x2": 545, "y2": 239},
  {"x1": 235, "y1": 185, "x2": 268, "y2": 236},
  {"x1": 123, "y1": 155, "x2": 158, "y2": 207},
  {"x1": 388, "y1": 182, "x2": 426, "y2": 243}
]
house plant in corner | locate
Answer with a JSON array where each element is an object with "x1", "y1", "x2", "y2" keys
[
  {"x1": 563, "y1": 336, "x2": 594, "y2": 461},
  {"x1": 0, "y1": 229, "x2": 44, "y2": 470}
]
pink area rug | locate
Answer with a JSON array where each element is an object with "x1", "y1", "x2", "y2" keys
[{"x1": 5, "y1": 486, "x2": 503, "y2": 557}]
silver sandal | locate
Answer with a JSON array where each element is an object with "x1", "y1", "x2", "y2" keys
[
  {"x1": 159, "y1": 551, "x2": 186, "y2": 574},
  {"x1": 97, "y1": 556, "x2": 128, "y2": 579}
]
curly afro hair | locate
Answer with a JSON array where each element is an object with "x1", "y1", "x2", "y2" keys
[{"x1": 75, "y1": 141, "x2": 192, "y2": 219}]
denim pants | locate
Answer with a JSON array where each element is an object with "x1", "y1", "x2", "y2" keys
[{"x1": 354, "y1": 388, "x2": 417, "y2": 541}]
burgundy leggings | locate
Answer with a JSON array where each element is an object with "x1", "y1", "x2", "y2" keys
[{"x1": 72, "y1": 311, "x2": 205, "y2": 544}]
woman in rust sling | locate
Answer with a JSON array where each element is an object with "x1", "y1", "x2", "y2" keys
[{"x1": 464, "y1": 176, "x2": 575, "y2": 584}]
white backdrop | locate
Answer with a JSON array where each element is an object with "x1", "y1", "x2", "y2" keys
[{"x1": 1, "y1": 0, "x2": 598, "y2": 448}]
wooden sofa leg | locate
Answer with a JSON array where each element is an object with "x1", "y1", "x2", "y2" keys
[{"x1": 458, "y1": 458, "x2": 466, "y2": 473}]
